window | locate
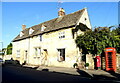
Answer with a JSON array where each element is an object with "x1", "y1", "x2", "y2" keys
[
  {"x1": 57, "y1": 49, "x2": 65, "y2": 62},
  {"x1": 40, "y1": 35, "x2": 42, "y2": 41},
  {"x1": 16, "y1": 50, "x2": 20, "y2": 57},
  {"x1": 41, "y1": 25, "x2": 46, "y2": 31},
  {"x1": 20, "y1": 32, "x2": 24, "y2": 37},
  {"x1": 29, "y1": 28, "x2": 34, "y2": 34},
  {"x1": 59, "y1": 31, "x2": 65, "y2": 39},
  {"x1": 35, "y1": 48, "x2": 37, "y2": 56},
  {"x1": 34, "y1": 47, "x2": 41, "y2": 57}
]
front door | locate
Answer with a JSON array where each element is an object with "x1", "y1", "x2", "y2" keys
[
  {"x1": 41, "y1": 49, "x2": 48, "y2": 66},
  {"x1": 24, "y1": 50, "x2": 27, "y2": 65}
]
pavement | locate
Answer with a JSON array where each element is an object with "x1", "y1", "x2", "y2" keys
[{"x1": 23, "y1": 65, "x2": 120, "y2": 81}]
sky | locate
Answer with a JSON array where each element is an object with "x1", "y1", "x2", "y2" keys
[{"x1": 1, "y1": 2, "x2": 119, "y2": 48}]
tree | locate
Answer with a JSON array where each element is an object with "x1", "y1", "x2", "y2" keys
[
  {"x1": 75, "y1": 26, "x2": 120, "y2": 55},
  {"x1": 6, "y1": 43, "x2": 13, "y2": 55},
  {"x1": 111, "y1": 26, "x2": 120, "y2": 53}
]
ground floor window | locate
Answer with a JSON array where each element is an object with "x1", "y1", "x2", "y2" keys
[
  {"x1": 57, "y1": 48, "x2": 65, "y2": 62},
  {"x1": 16, "y1": 50, "x2": 20, "y2": 57},
  {"x1": 34, "y1": 47, "x2": 41, "y2": 58}
]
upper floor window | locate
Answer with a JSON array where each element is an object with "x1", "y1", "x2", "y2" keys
[
  {"x1": 59, "y1": 31, "x2": 65, "y2": 39},
  {"x1": 29, "y1": 28, "x2": 34, "y2": 35},
  {"x1": 20, "y1": 32, "x2": 24, "y2": 37},
  {"x1": 41, "y1": 25, "x2": 46, "y2": 31},
  {"x1": 40, "y1": 35, "x2": 42, "y2": 41}
]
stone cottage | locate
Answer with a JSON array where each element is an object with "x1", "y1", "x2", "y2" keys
[{"x1": 12, "y1": 8, "x2": 92, "y2": 68}]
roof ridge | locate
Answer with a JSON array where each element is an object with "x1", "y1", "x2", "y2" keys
[
  {"x1": 13, "y1": 8, "x2": 86, "y2": 42},
  {"x1": 23, "y1": 8, "x2": 86, "y2": 31}
]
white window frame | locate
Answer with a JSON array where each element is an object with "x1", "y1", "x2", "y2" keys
[
  {"x1": 16, "y1": 50, "x2": 20, "y2": 57},
  {"x1": 34, "y1": 47, "x2": 41, "y2": 58},
  {"x1": 58, "y1": 31, "x2": 65, "y2": 39},
  {"x1": 29, "y1": 28, "x2": 34, "y2": 35},
  {"x1": 20, "y1": 32, "x2": 24, "y2": 37},
  {"x1": 41, "y1": 25, "x2": 46, "y2": 31},
  {"x1": 57, "y1": 48, "x2": 65, "y2": 62}
]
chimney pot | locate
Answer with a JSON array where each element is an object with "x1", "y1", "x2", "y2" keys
[{"x1": 58, "y1": 8, "x2": 65, "y2": 17}]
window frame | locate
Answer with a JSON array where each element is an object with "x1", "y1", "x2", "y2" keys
[
  {"x1": 40, "y1": 35, "x2": 42, "y2": 41},
  {"x1": 57, "y1": 48, "x2": 65, "y2": 62},
  {"x1": 20, "y1": 32, "x2": 24, "y2": 37},
  {"x1": 34, "y1": 47, "x2": 41, "y2": 58},
  {"x1": 58, "y1": 31, "x2": 65, "y2": 39},
  {"x1": 41, "y1": 25, "x2": 46, "y2": 31},
  {"x1": 16, "y1": 50, "x2": 20, "y2": 57},
  {"x1": 29, "y1": 28, "x2": 34, "y2": 35}
]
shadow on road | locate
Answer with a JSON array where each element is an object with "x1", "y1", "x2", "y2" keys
[
  {"x1": 22, "y1": 66, "x2": 39, "y2": 69},
  {"x1": 106, "y1": 71, "x2": 120, "y2": 81},
  {"x1": 2, "y1": 63, "x2": 120, "y2": 83},
  {"x1": 76, "y1": 68, "x2": 120, "y2": 81},
  {"x1": 2, "y1": 65, "x2": 94, "y2": 83},
  {"x1": 76, "y1": 69, "x2": 93, "y2": 79}
]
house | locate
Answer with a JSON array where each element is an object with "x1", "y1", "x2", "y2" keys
[{"x1": 12, "y1": 8, "x2": 92, "y2": 68}]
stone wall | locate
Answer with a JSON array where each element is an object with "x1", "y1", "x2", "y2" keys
[
  {"x1": 86, "y1": 54, "x2": 94, "y2": 69},
  {"x1": 117, "y1": 54, "x2": 120, "y2": 70}
]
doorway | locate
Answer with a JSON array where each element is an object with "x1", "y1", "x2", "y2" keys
[
  {"x1": 42, "y1": 49, "x2": 48, "y2": 66},
  {"x1": 23, "y1": 50, "x2": 27, "y2": 65}
]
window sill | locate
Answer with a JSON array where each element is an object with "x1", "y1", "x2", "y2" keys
[{"x1": 57, "y1": 60, "x2": 65, "y2": 62}]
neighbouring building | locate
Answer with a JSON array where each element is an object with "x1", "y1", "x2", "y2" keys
[{"x1": 12, "y1": 8, "x2": 92, "y2": 68}]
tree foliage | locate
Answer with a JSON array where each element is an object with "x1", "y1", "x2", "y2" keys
[
  {"x1": 6, "y1": 43, "x2": 13, "y2": 55},
  {"x1": 75, "y1": 26, "x2": 120, "y2": 55}
]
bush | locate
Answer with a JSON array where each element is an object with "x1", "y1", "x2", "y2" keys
[
  {"x1": 73, "y1": 63, "x2": 78, "y2": 68},
  {"x1": 85, "y1": 63, "x2": 89, "y2": 67}
]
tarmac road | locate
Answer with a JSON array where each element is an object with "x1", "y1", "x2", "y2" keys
[
  {"x1": 2, "y1": 65, "x2": 94, "y2": 83},
  {"x1": 2, "y1": 65, "x2": 119, "y2": 83}
]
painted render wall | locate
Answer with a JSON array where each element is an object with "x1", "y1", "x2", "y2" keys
[
  {"x1": 12, "y1": 8, "x2": 91, "y2": 68},
  {"x1": 28, "y1": 27, "x2": 83, "y2": 67},
  {"x1": 12, "y1": 27, "x2": 84, "y2": 68},
  {"x1": 77, "y1": 8, "x2": 92, "y2": 29},
  {"x1": 12, "y1": 38, "x2": 30, "y2": 64}
]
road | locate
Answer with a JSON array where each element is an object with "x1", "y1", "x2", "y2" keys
[
  {"x1": 2, "y1": 65, "x2": 93, "y2": 83},
  {"x1": 2, "y1": 65, "x2": 119, "y2": 83}
]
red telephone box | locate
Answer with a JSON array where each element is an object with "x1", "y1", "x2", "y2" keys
[{"x1": 105, "y1": 47, "x2": 116, "y2": 72}]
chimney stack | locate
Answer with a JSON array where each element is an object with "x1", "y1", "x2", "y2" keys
[
  {"x1": 58, "y1": 8, "x2": 65, "y2": 17},
  {"x1": 22, "y1": 24, "x2": 26, "y2": 30}
]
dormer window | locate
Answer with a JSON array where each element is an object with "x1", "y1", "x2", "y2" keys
[
  {"x1": 20, "y1": 31, "x2": 24, "y2": 37},
  {"x1": 29, "y1": 28, "x2": 34, "y2": 35},
  {"x1": 41, "y1": 25, "x2": 46, "y2": 31}
]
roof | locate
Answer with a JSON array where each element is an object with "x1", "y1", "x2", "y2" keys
[{"x1": 13, "y1": 8, "x2": 86, "y2": 42}]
